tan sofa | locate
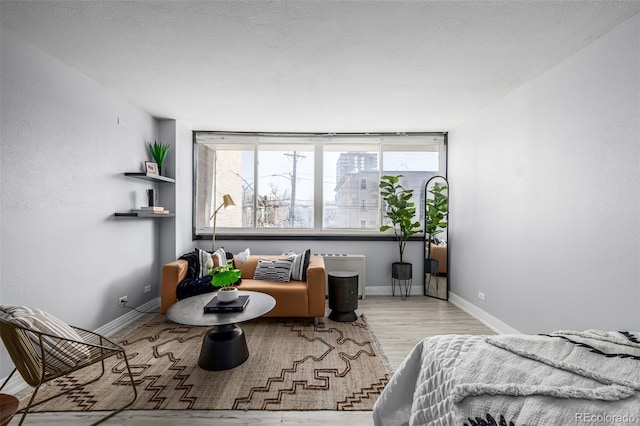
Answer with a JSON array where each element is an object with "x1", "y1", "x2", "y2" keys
[{"x1": 161, "y1": 255, "x2": 326, "y2": 324}]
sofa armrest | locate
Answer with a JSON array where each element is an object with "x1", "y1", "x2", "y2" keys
[
  {"x1": 160, "y1": 259, "x2": 189, "y2": 314},
  {"x1": 305, "y1": 255, "x2": 326, "y2": 317}
]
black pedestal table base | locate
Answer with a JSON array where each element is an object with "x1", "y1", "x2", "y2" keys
[{"x1": 198, "y1": 323, "x2": 249, "y2": 371}]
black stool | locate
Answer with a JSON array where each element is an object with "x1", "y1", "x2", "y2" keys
[{"x1": 328, "y1": 271, "x2": 358, "y2": 322}]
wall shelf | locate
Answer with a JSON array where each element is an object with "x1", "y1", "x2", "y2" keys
[
  {"x1": 115, "y1": 172, "x2": 176, "y2": 218},
  {"x1": 114, "y1": 212, "x2": 175, "y2": 218},
  {"x1": 124, "y1": 172, "x2": 175, "y2": 184}
]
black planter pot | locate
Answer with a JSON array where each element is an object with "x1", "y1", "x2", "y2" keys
[
  {"x1": 391, "y1": 262, "x2": 412, "y2": 300},
  {"x1": 392, "y1": 262, "x2": 412, "y2": 279}
]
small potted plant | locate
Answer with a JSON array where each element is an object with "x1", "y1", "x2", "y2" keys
[
  {"x1": 379, "y1": 175, "x2": 422, "y2": 283},
  {"x1": 147, "y1": 141, "x2": 170, "y2": 176},
  {"x1": 207, "y1": 260, "x2": 242, "y2": 303}
]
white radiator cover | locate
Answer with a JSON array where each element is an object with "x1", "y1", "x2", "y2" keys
[{"x1": 315, "y1": 253, "x2": 366, "y2": 298}]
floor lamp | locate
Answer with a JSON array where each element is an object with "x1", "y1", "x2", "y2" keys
[{"x1": 210, "y1": 194, "x2": 235, "y2": 252}]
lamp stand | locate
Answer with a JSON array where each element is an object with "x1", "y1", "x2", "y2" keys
[
  {"x1": 212, "y1": 212, "x2": 217, "y2": 253},
  {"x1": 209, "y1": 194, "x2": 236, "y2": 253},
  {"x1": 210, "y1": 203, "x2": 223, "y2": 253}
]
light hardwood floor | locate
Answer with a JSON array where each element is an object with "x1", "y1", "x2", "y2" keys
[{"x1": 11, "y1": 296, "x2": 494, "y2": 425}]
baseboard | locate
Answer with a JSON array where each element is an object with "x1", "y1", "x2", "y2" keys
[
  {"x1": 95, "y1": 298, "x2": 161, "y2": 337},
  {"x1": 448, "y1": 292, "x2": 521, "y2": 335},
  {"x1": 1, "y1": 298, "x2": 161, "y2": 395},
  {"x1": 365, "y1": 284, "x2": 424, "y2": 297}
]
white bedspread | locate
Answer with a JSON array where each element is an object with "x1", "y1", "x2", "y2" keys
[{"x1": 372, "y1": 330, "x2": 640, "y2": 426}]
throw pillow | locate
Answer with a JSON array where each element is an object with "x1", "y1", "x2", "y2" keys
[
  {"x1": 0, "y1": 305, "x2": 90, "y2": 367},
  {"x1": 253, "y1": 257, "x2": 294, "y2": 282},
  {"x1": 213, "y1": 247, "x2": 226, "y2": 268},
  {"x1": 196, "y1": 248, "x2": 212, "y2": 278},
  {"x1": 284, "y1": 249, "x2": 311, "y2": 281}
]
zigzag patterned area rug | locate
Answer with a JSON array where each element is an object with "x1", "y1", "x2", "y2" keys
[{"x1": 26, "y1": 314, "x2": 390, "y2": 412}]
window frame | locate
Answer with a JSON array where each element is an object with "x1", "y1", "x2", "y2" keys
[{"x1": 193, "y1": 131, "x2": 446, "y2": 240}]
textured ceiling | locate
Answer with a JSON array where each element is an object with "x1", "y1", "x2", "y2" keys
[{"x1": 1, "y1": 1, "x2": 639, "y2": 132}]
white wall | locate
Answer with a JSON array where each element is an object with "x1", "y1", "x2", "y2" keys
[
  {"x1": 0, "y1": 28, "x2": 162, "y2": 375},
  {"x1": 448, "y1": 14, "x2": 640, "y2": 333},
  {"x1": 174, "y1": 122, "x2": 195, "y2": 257},
  {"x1": 157, "y1": 119, "x2": 197, "y2": 265}
]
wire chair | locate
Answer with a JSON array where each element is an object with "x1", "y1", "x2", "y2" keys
[{"x1": 0, "y1": 315, "x2": 137, "y2": 425}]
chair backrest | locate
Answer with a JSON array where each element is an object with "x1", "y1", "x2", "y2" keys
[{"x1": 0, "y1": 317, "x2": 45, "y2": 386}]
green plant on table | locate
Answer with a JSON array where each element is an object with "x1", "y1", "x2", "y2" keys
[
  {"x1": 208, "y1": 260, "x2": 241, "y2": 288},
  {"x1": 379, "y1": 174, "x2": 422, "y2": 263},
  {"x1": 147, "y1": 141, "x2": 170, "y2": 167}
]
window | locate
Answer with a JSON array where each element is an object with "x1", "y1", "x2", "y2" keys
[
  {"x1": 381, "y1": 144, "x2": 443, "y2": 225},
  {"x1": 194, "y1": 132, "x2": 445, "y2": 237},
  {"x1": 257, "y1": 143, "x2": 314, "y2": 229},
  {"x1": 323, "y1": 142, "x2": 380, "y2": 230},
  {"x1": 194, "y1": 140, "x2": 253, "y2": 232}
]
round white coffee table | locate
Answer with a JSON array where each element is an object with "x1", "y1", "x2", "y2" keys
[{"x1": 166, "y1": 290, "x2": 275, "y2": 371}]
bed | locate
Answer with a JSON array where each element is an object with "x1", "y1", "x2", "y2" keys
[{"x1": 372, "y1": 330, "x2": 640, "y2": 425}]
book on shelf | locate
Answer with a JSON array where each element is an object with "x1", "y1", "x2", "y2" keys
[
  {"x1": 131, "y1": 209, "x2": 170, "y2": 214},
  {"x1": 139, "y1": 206, "x2": 165, "y2": 211},
  {"x1": 204, "y1": 295, "x2": 249, "y2": 313}
]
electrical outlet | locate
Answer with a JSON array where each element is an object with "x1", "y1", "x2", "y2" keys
[
  {"x1": 144, "y1": 285, "x2": 151, "y2": 293},
  {"x1": 118, "y1": 295, "x2": 128, "y2": 305},
  {"x1": 478, "y1": 291, "x2": 486, "y2": 301}
]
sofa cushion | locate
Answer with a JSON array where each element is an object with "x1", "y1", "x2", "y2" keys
[
  {"x1": 253, "y1": 257, "x2": 294, "y2": 282},
  {"x1": 238, "y1": 280, "x2": 310, "y2": 317}
]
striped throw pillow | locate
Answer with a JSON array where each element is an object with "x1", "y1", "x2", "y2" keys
[
  {"x1": 213, "y1": 248, "x2": 227, "y2": 268},
  {"x1": 0, "y1": 305, "x2": 90, "y2": 367},
  {"x1": 196, "y1": 247, "x2": 226, "y2": 277},
  {"x1": 284, "y1": 249, "x2": 311, "y2": 281},
  {"x1": 196, "y1": 248, "x2": 212, "y2": 278},
  {"x1": 253, "y1": 257, "x2": 294, "y2": 282}
]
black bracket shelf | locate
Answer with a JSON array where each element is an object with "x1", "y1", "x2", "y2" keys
[
  {"x1": 114, "y1": 212, "x2": 175, "y2": 218},
  {"x1": 124, "y1": 172, "x2": 175, "y2": 184}
]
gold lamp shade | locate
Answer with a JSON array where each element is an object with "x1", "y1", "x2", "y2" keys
[{"x1": 222, "y1": 194, "x2": 236, "y2": 210}]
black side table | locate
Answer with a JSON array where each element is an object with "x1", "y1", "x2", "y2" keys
[{"x1": 328, "y1": 271, "x2": 359, "y2": 322}]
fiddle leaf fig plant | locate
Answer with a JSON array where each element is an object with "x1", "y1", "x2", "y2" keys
[
  {"x1": 379, "y1": 175, "x2": 422, "y2": 263},
  {"x1": 425, "y1": 183, "x2": 448, "y2": 260}
]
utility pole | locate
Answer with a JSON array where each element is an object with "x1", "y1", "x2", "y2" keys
[{"x1": 284, "y1": 151, "x2": 305, "y2": 226}]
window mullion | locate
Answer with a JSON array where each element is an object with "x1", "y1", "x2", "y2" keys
[
  {"x1": 314, "y1": 140, "x2": 323, "y2": 232},
  {"x1": 378, "y1": 143, "x2": 384, "y2": 230},
  {"x1": 253, "y1": 141, "x2": 259, "y2": 230}
]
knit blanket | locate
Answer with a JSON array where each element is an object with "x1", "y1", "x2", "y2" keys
[
  {"x1": 175, "y1": 250, "x2": 215, "y2": 301},
  {"x1": 453, "y1": 330, "x2": 640, "y2": 425},
  {"x1": 373, "y1": 330, "x2": 640, "y2": 426}
]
